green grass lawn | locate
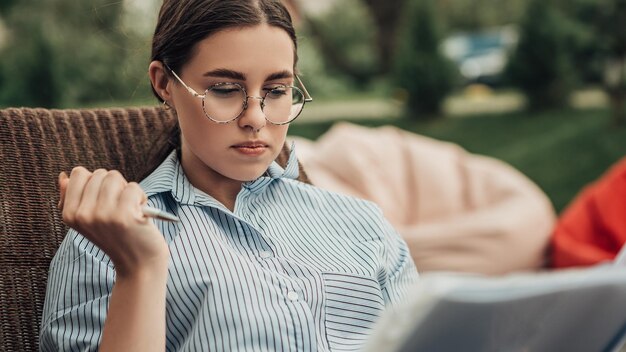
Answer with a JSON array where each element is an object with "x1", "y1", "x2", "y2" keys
[{"x1": 288, "y1": 108, "x2": 626, "y2": 213}]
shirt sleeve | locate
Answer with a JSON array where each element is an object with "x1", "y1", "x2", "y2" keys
[
  {"x1": 376, "y1": 213, "x2": 420, "y2": 306},
  {"x1": 39, "y1": 229, "x2": 114, "y2": 352}
]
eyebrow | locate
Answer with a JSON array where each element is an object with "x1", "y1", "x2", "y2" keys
[
  {"x1": 202, "y1": 69, "x2": 293, "y2": 82},
  {"x1": 203, "y1": 69, "x2": 246, "y2": 80},
  {"x1": 266, "y1": 70, "x2": 293, "y2": 81}
]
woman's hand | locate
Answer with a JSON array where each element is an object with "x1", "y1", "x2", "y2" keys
[
  {"x1": 59, "y1": 167, "x2": 169, "y2": 350},
  {"x1": 59, "y1": 167, "x2": 169, "y2": 278}
]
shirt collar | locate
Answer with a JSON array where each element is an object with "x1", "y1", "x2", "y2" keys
[
  {"x1": 139, "y1": 151, "x2": 202, "y2": 206},
  {"x1": 243, "y1": 142, "x2": 299, "y2": 192},
  {"x1": 140, "y1": 143, "x2": 300, "y2": 206}
]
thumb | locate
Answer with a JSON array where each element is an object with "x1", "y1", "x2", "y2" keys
[{"x1": 58, "y1": 171, "x2": 69, "y2": 209}]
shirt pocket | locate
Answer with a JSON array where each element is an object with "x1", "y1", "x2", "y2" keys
[{"x1": 322, "y1": 272, "x2": 386, "y2": 351}]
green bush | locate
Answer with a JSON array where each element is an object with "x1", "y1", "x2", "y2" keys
[
  {"x1": 505, "y1": 0, "x2": 578, "y2": 110},
  {"x1": 296, "y1": 36, "x2": 356, "y2": 100},
  {"x1": 393, "y1": 0, "x2": 456, "y2": 118},
  {"x1": 0, "y1": 20, "x2": 59, "y2": 108},
  {"x1": 0, "y1": 0, "x2": 147, "y2": 108},
  {"x1": 437, "y1": 0, "x2": 527, "y2": 32},
  {"x1": 306, "y1": 0, "x2": 379, "y2": 87}
]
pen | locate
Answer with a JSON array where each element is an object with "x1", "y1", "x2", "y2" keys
[{"x1": 142, "y1": 205, "x2": 180, "y2": 222}]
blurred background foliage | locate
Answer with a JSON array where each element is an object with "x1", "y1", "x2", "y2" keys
[
  {"x1": 1, "y1": 0, "x2": 625, "y2": 211},
  {"x1": 0, "y1": 0, "x2": 152, "y2": 108},
  {"x1": 505, "y1": 0, "x2": 578, "y2": 111},
  {"x1": 393, "y1": 0, "x2": 457, "y2": 116}
]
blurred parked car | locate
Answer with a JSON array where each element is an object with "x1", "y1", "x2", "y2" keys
[{"x1": 442, "y1": 26, "x2": 518, "y2": 86}]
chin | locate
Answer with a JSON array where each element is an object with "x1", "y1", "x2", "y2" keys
[
  {"x1": 221, "y1": 158, "x2": 277, "y2": 182},
  {"x1": 232, "y1": 168, "x2": 268, "y2": 182}
]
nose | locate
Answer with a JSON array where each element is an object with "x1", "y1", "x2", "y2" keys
[{"x1": 238, "y1": 96, "x2": 266, "y2": 132}]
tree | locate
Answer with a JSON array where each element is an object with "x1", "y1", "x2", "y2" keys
[
  {"x1": 0, "y1": 0, "x2": 134, "y2": 108},
  {"x1": 302, "y1": 0, "x2": 379, "y2": 86},
  {"x1": 558, "y1": 0, "x2": 605, "y2": 85},
  {"x1": 45, "y1": 0, "x2": 132, "y2": 106},
  {"x1": 594, "y1": 0, "x2": 626, "y2": 125},
  {"x1": 0, "y1": 24, "x2": 58, "y2": 107},
  {"x1": 505, "y1": 0, "x2": 577, "y2": 111},
  {"x1": 295, "y1": 0, "x2": 527, "y2": 87},
  {"x1": 0, "y1": 0, "x2": 19, "y2": 13},
  {"x1": 357, "y1": 0, "x2": 527, "y2": 71},
  {"x1": 437, "y1": 0, "x2": 527, "y2": 32},
  {"x1": 359, "y1": 0, "x2": 409, "y2": 73},
  {"x1": 0, "y1": 2, "x2": 59, "y2": 107},
  {"x1": 393, "y1": 0, "x2": 456, "y2": 118},
  {"x1": 552, "y1": 0, "x2": 626, "y2": 125}
]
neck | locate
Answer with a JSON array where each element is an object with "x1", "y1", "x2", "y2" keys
[{"x1": 179, "y1": 147, "x2": 242, "y2": 212}]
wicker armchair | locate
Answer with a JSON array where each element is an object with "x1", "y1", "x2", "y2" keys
[{"x1": 0, "y1": 106, "x2": 308, "y2": 351}]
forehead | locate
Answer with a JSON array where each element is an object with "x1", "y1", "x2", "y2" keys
[{"x1": 183, "y1": 24, "x2": 295, "y2": 79}]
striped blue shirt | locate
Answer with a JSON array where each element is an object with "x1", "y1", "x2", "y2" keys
[{"x1": 40, "y1": 147, "x2": 419, "y2": 351}]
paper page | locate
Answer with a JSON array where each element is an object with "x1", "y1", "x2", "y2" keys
[{"x1": 365, "y1": 267, "x2": 626, "y2": 352}]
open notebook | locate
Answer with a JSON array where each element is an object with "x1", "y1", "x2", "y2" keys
[{"x1": 365, "y1": 255, "x2": 626, "y2": 352}]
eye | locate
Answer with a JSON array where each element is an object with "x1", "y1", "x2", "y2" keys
[
  {"x1": 208, "y1": 83, "x2": 242, "y2": 98},
  {"x1": 265, "y1": 86, "x2": 289, "y2": 100}
]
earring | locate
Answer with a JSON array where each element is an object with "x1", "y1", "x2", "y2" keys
[{"x1": 162, "y1": 100, "x2": 171, "y2": 110}]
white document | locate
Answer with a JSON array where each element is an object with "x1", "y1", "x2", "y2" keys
[{"x1": 365, "y1": 267, "x2": 626, "y2": 352}]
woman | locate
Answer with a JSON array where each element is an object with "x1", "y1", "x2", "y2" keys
[{"x1": 40, "y1": 1, "x2": 418, "y2": 351}]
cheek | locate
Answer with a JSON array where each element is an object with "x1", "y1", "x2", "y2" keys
[
  {"x1": 181, "y1": 121, "x2": 224, "y2": 150},
  {"x1": 271, "y1": 126, "x2": 289, "y2": 149},
  {"x1": 177, "y1": 111, "x2": 219, "y2": 152},
  {"x1": 174, "y1": 95, "x2": 211, "y2": 134},
  {"x1": 274, "y1": 124, "x2": 289, "y2": 137}
]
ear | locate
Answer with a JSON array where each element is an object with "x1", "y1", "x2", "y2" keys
[{"x1": 149, "y1": 61, "x2": 174, "y2": 104}]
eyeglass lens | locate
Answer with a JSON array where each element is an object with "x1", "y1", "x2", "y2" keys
[{"x1": 202, "y1": 84, "x2": 305, "y2": 124}]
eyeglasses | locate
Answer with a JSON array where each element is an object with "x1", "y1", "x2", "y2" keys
[{"x1": 166, "y1": 65, "x2": 313, "y2": 125}]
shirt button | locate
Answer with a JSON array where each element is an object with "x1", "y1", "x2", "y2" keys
[
  {"x1": 259, "y1": 251, "x2": 272, "y2": 259},
  {"x1": 287, "y1": 291, "x2": 299, "y2": 301}
]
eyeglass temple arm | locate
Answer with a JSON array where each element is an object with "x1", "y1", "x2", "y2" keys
[
  {"x1": 164, "y1": 64, "x2": 204, "y2": 98},
  {"x1": 295, "y1": 75, "x2": 313, "y2": 102}
]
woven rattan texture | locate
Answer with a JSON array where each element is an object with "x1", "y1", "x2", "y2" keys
[{"x1": 0, "y1": 106, "x2": 307, "y2": 351}]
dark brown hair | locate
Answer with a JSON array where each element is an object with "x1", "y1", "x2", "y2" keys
[{"x1": 150, "y1": 0, "x2": 298, "y2": 102}]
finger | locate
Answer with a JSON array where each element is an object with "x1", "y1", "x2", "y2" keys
[
  {"x1": 118, "y1": 182, "x2": 148, "y2": 221},
  {"x1": 58, "y1": 171, "x2": 69, "y2": 209},
  {"x1": 62, "y1": 167, "x2": 93, "y2": 220},
  {"x1": 96, "y1": 170, "x2": 128, "y2": 214},
  {"x1": 76, "y1": 169, "x2": 110, "y2": 217}
]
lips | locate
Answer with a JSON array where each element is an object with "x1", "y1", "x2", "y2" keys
[
  {"x1": 231, "y1": 141, "x2": 269, "y2": 156},
  {"x1": 232, "y1": 140, "x2": 269, "y2": 148}
]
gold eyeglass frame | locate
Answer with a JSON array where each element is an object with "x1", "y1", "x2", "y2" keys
[{"x1": 165, "y1": 65, "x2": 313, "y2": 125}]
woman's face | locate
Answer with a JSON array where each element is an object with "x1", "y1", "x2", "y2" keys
[{"x1": 169, "y1": 24, "x2": 294, "y2": 187}]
